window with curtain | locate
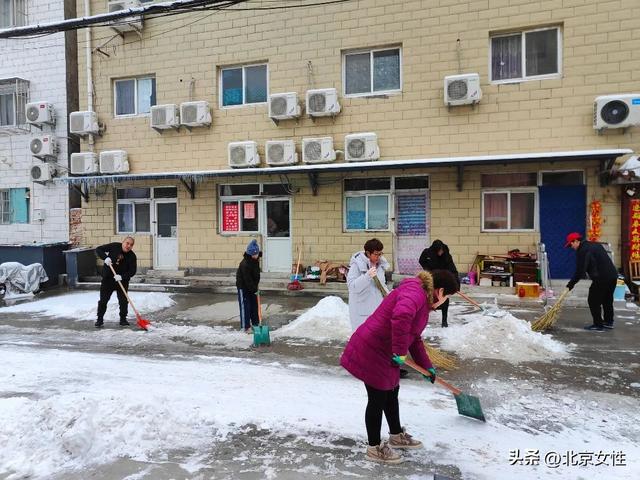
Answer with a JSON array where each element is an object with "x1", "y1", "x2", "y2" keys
[
  {"x1": 344, "y1": 177, "x2": 391, "y2": 231},
  {"x1": 114, "y1": 76, "x2": 156, "y2": 116},
  {"x1": 491, "y1": 27, "x2": 560, "y2": 82},
  {"x1": 0, "y1": 190, "x2": 9, "y2": 224},
  {"x1": 0, "y1": 0, "x2": 26, "y2": 28},
  {"x1": 0, "y1": 92, "x2": 15, "y2": 126},
  {"x1": 116, "y1": 188, "x2": 151, "y2": 233},
  {"x1": 221, "y1": 64, "x2": 268, "y2": 107},
  {"x1": 483, "y1": 190, "x2": 536, "y2": 231},
  {"x1": 344, "y1": 47, "x2": 401, "y2": 96},
  {"x1": 0, "y1": 188, "x2": 29, "y2": 224}
]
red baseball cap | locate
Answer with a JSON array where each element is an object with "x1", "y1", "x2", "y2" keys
[{"x1": 564, "y1": 232, "x2": 582, "y2": 247}]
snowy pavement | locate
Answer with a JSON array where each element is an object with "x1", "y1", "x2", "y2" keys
[{"x1": 1, "y1": 290, "x2": 639, "y2": 479}]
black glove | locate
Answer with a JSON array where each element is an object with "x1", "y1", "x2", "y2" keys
[{"x1": 566, "y1": 282, "x2": 574, "y2": 291}]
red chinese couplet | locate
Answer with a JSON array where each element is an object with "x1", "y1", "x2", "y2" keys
[
  {"x1": 222, "y1": 203, "x2": 239, "y2": 232},
  {"x1": 243, "y1": 202, "x2": 255, "y2": 220},
  {"x1": 630, "y1": 200, "x2": 640, "y2": 260}
]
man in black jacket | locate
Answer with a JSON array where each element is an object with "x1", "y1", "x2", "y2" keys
[
  {"x1": 419, "y1": 239, "x2": 459, "y2": 327},
  {"x1": 236, "y1": 239, "x2": 261, "y2": 333},
  {"x1": 565, "y1": 232, "x2": 618, "y2": 332},
  {"x1": 95, "y1": 237, "x2": 137, "y2": 328}
]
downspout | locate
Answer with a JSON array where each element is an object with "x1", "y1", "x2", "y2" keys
[{"x1": 84, "y1": 0, "x2": 94, "y2": 153}]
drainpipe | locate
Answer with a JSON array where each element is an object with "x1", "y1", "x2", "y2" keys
[{"x1": 84, "y1": 0, "x2": 94, "y2": 152}]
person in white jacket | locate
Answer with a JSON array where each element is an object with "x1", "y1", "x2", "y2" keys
[{"x1": 347, "y1": 238, "x2": 390, "y2": 331}]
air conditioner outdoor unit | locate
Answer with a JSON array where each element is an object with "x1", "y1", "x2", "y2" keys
[
  {"x1": 99, "y1": 150, "x2": 129, "y2": 174},
  {"x1": 444, "y1": 73, "x2": 482, "y2": 106},
  {"x1": 593, "y1": 94, "x2": 640, "y2": 130},
  {"x1": 30, "y1": 163, "x2": 56, "y2": 182},
  {"x1": 26, "y1": 102, "x2": 55, "y2": 126},
  {"x1": 302, "y1": 137, "x2": 336, "y2": 164},
  {"x1": 70, "y1": 152, "x2": 99, "y2": 175},
  {"x1": 107, "y1": 0, "x2": 143, "y2": 33},
  {"x1": 228, "y1": 141, "x2": 260, "y2": 168},
  {"x1": 306, "y1": 88, "x2": 341, "y2": 117},
  {"x1": 345, "y1": 132, "x2": 380, "y2": 162},
  {"x1": 266, "y1": 140, "x2": 297, "y2": 166},
  {"x1": 69, "y1": 111, "x2": 99, "y2": 135},
  {"x1": 180, "y1": 101, "x2": 211, "y2": 128},
  {"x1": 30, "y1": 135, "x2": 58, "y2": 159},
  {"x1": 151, "y1": 104, "x2": 180, "y2": 130},
  {"x1": 268, "y1": 92, "x2": 301, "y2": 120}
]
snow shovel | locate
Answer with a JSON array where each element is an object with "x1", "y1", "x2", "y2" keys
[
  {"x1": 287, "y1": 247, "x2": 304, "y2": 291},
  {"x1": 252, "y1": 291, "x2": 271, "y2": 346},
  {"x1": 107, "y1": 263, "x2": 151, "y2": 331},
  {"x1": 404, "y1": 358, "x2": 486, "y2": 422}
]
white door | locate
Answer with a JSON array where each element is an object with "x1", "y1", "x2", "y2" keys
[
  {"x1": 153, "y1": 200, "x2": 178, "y2": 269},
  {"x1": 263, "y1": 198, "x2": 292, "y2": 272}
]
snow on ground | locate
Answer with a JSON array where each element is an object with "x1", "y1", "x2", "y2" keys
[
  {"x1": 0, "y1": 345, "x2": 638, "y2": 480},
  {"x1": 273, "y1": 296, "x2": 351, "y2": 342},
  {"x1": 429, "y1": 307, "x2": 571, "y2": 363},
  {"x1": 0, "y1": 292, "x2": 175, "y2": 321}
]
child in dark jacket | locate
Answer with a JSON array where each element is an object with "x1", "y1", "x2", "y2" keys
[{"x1": 236, "y1": 239, "x2": 261, "y2": 333}]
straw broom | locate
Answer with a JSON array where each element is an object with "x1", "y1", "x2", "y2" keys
[
  {"x1": 373, "y1": 276, "x2": 458, "y2": 370},
  {"x1": 531, "y1": 288, "x2": 571, "y2": 332}
]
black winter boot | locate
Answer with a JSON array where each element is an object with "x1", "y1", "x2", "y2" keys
[
  {"x1": 95, "y1": 319, "x2": 104, "y2": 328},
  {"x1": 119, "y1": 318, "x2": 130, "y2": 327}
]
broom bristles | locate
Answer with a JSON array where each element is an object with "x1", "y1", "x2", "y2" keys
[
  {"x1": 424, "y1": 342, "x2": 458, "y2": 370},
  {"x1": 531, "y1": 288, "x2": 571, "y2": 331}
]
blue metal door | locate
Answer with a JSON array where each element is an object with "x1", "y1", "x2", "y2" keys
[{"x1": 539, "y1": 185, "x2": 586, "y2": 278}]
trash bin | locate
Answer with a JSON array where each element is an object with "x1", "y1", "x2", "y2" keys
[{"x1": 63, "y1": 247, "x2": 96, "y2": 287}]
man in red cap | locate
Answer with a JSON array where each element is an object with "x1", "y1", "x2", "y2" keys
[{"x1": 565, "y1": 232, "x2": 618, "y2": 331}]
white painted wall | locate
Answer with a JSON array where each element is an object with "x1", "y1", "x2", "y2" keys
[{"x1": 0, "y1": 0, "x2": 71, "y2": 244}]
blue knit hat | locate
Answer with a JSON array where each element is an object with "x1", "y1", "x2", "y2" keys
[{"x1": 246, "y1": 239, "x2": 260, "y2": 256}]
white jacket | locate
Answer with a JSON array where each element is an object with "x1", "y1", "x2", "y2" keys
[{"x1": 346, "y1": 251, "x2": 390, "y2": 331}]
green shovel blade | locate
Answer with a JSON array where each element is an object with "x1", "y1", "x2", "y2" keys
[
  {"x1": 252, "y1": 325, "x2": 271, "y2": 346},
  {"x1": 454, "y1": 392, "x2": 486, "y2": 422}
]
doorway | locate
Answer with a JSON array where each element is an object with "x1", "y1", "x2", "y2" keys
[
  {"x1": 395, "y1": 191, "x2": 430, "y2": 275},
  {"x1": 153, "y1": 200, "x2": 178, "y2": 270},
  {"x1": 263, "y1": 198, "x2": 292, "y2": 272}
]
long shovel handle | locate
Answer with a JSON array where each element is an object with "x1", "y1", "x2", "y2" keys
[
  {"x1": 257, "y1": 291, "x2": 263, "y2": 326},
  {"x1": 456, "y1": 291, "x2": 483, "y2": 310},
  {"x1": 107, "y1": 262, "x2": 141, "y2": 317},
  {"x1": 404, "y1": 358, "x2": 462, "y2": 396}
]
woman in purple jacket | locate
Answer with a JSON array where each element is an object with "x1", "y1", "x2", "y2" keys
[{"x1": 340, "y1": 269, "x2": 458, "y2": 464}]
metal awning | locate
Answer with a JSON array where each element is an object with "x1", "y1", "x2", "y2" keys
[{"x1": 61, "y1": 148, "x2": 633, "y2": 200}]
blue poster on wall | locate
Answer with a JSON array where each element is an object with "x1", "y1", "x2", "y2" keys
[{"x1": 397, "y1": 195, "x2": 426, "y2": 235}]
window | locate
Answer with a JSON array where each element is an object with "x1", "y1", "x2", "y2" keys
[
  {"x1": 490, "y1": 27, "x2": 561, "y2": 82},
  {"x1": 482, "y1": 191, "x2": 536, "y2": 231},
  {"x1": 116, "y1": 188, "x2": 151, "y2": 234},
  {"x1": 0, "y1": 0, "x2": 26, "y2": 28},
  {"x1": 344, "y1": 47, "x2": 401, "y2": 96},
  {"x1": 220, "y1": 64, "x2": 268, "y2": 107},
  {"x1": 344, "y1": 178, "x2": 391, "y2": 231},
  {"x1": 0, "y1": 188, "x2": 29, "y2": 224},
  {"x1": 114, "y1": 76, "x2": 156, "y2": 116},
  {"x1": 540, "y1": 171, "x2": 584, "y2": 186},
  {"x1": 0, "y1": 78, "x2": 28, "y2": 127}
]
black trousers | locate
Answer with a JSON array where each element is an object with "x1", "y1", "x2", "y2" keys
[
  {"x1": 439, "y1": 298, "x2": 450, "y2": 325},
  {"x1": 237, "y1": 288, "x2": 259, "y2": 329},
  {"x1": 97, "y1": 277, "x2": 129, "y2": 322},
  {"x1": 364, "y1": 384, "x2": 402, "y2": 446},
  {"x1": 588, "y1": 279, "x2": 617, "y2": 327}
]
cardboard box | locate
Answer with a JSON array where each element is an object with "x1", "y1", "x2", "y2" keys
[{"x1": 515, "y1": 282, "x2": 540, "y2": 298}]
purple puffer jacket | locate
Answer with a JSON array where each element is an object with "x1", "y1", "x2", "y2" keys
[{"x1": 340, "y1": 277, "x2": 433, "y2": 391}]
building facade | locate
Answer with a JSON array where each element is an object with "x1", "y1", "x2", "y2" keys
[
  {"x1": 71, "y1": 0, "x2": 640, "y2": 278},
  {"x1": 0, "y1": 0, "x2": 78, "y2": 244}
]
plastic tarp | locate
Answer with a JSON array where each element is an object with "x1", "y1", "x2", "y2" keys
[{"x1": 0, "y1": 262, "x2": 48, "y2": 297}]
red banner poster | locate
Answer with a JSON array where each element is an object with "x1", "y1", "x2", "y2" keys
[
  {"x1": 222, "y1": 203, "x2": 239, "y2": 232},
  {"x1": 243, "y1": 202, "x2": 255, "y2": 220},
  {"x1": 630, "y1": 200, "x2": 640, "y2": 260}
]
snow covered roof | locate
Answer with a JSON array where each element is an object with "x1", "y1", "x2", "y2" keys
[{"x1": 61, "y1": 148, "x2": 633, "y2": 186}]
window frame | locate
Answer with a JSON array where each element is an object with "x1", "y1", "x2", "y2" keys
[
  {"x1": 342, "y1": 46, "x2": 402, "y2": 98},
  {"x1": 115, "y1": 188, "x2": 152, "y2": 235},
  {"x1": 219, "y1": 63, "x2": 269, "y2": 109},
  {"x1": 481, "y1": 188, "x2": 538, "y2": 232},
  {"x1": 0, "y1": 77, "x2": 29, "y2": 128},
  {"x1": 0, "y1": 0, "x2": 27, "y2": 28},
  {"x1": 489, "y1": 26, "x2": 562, "y2": 84},
  {"x1": 113, "y1": 75, "x2": 156, "y2": 118},
  {"x1": 0, "y1": 189, "x2": 9, "y2": 224}
]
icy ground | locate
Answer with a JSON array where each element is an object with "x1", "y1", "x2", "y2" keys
[{"x1": 1, "y1": 291, "x2": 639, "y2": 480}]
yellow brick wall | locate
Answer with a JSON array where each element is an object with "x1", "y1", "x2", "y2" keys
[{"x1": 76, "y1": 0, "x2": 639, "y2": 272}]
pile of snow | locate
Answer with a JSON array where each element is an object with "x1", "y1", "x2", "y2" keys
[
  {"x1": 274, "y1": 296, "x2": 350, "y2": 342},
  {"x1": 435, "y1": 310, "x2": 570, "y2": 363},
  {"x1": 0, "y1": 291, "x2": 175, "y2": 321}
]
